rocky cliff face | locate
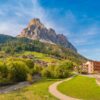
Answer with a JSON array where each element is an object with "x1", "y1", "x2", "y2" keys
[{"x1": 17, "y1": 18, "x2": 77, "y2": 52}]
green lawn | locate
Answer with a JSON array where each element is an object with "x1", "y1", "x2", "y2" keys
[
  {"x1": 0, "y1": 79, "x2": 59, "y2": 100},
  {"x1": 58, "y1": 76, "x2": 100, "y2": 100}
]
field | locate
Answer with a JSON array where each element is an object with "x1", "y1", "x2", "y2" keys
[
  {"x1": 58, "y1": 76, "x2": 100, "y2": 100},
  {"x1": 0, "y1": 79, "x2": 59, "y2": 100}
]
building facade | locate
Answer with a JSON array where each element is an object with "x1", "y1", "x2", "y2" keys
[{"x1": 83, "y1": 61, "x2": 100, "y2": 74}]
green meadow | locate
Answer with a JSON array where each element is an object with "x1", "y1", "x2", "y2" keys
[{"x1": 58, "y1": 76, "x2": 100, "y2": 100}]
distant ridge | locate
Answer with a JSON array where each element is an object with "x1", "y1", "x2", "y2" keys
[{"x1": 0, "y1": 34, "x2": 15, "y2": 43}]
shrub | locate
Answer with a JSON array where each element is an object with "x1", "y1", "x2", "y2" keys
[
  {"x1": 24, "y1": 59, "x2": 34, "y2": 69},
  {"x1": 27, "y1": 74, "x2": 33, "y2": 83},
  {"x1": 33, "y1": 64, "x2": 42, "y2": 75},
  {"x1": 60, "y1": 61, "x2": 74, "y2": 70},
  {"x1": 41, "y1": 61, "x2": 73, "y2": 78},
  {"x1": 54, "y1": 65, "x2": 70, "y2": 78},
  {"x1": 0, "y1": 62, "x2": 8, "y2": 78},
  {"x1": 41, "y1": 68, "x2": 51, "y2": 78},
  {"x1": 7, "y1": 61, "x2": 29, "y2": 82}
]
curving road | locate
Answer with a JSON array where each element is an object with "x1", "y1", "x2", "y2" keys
[{"x1": 49, "y1": 77, "x2": 80, "y2": 100}]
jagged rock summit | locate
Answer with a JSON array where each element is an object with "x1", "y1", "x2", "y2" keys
[{"x1": 17, "y1": 18, "x2": 77, "y2": 52}]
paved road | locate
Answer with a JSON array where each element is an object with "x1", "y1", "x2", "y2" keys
[{"x1": 49, "y1": 77, "x2": 80, "y2": 100}]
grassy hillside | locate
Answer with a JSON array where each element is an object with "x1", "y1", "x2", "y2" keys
[
  {"x1": 0, "y1": 35, "x2": 87, "y2": 65},
  {"x1": 20, "y1": 51, "x2": 60, "y2": 63}
]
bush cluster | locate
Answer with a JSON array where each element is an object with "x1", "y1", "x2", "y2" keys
[
  {"x1": 0, "y1": 58, "x2": 74, "y2": 83},
  {"x1": 41, "y1": 61, "x2": 74, "y2": 78},
  {"x1": 0, "y1": 58, "x2": 35, "y2": 82}
]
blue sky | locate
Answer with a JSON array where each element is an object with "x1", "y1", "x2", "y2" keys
[{"x1": 0, "y1": 0, "x2": 100, "y2": 60}]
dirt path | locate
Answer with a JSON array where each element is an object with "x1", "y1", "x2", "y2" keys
[
  {"x1": 0, "y1": 75, "x2": 41, "y2": 94},
  {"x1": 0, "y1": 81, "x2": 30, "y2": 94},
  {"x1": 49, "y1": 77, "x2": 80, "y2": 100},
  {"x1": 49, "y1": 74, "x2": 100, "y2": 100}
]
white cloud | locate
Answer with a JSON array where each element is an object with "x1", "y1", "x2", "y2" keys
[
  {"x1": 14, "y1": 0, "x2": 56, "y2": 28},
  {"x1": 74, "y1": 39, "x2": 88, "y2": 45},
  {"x1": 0, "y1": 0, "x2": 59, "y2": 36},
  {"x1": 0, "y1": 21, "x2": 25, "y2": 36},
  {"x1": 69, "y1": 22, "x2": 100, "y2": 47},
  {"x1": 0, "y1": 0, "x2": 54, "y2": 35},
  {"x1": 82, "y1": 24, "x2": 99, "y2": 36}
]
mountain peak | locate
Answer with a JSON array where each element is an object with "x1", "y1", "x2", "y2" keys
[
  {"x1": 17, "y1": 18, "x2": 77, "y2": 52},
  {"x1": 28, "y1": 18, "x2": 44, "y2": 28}
]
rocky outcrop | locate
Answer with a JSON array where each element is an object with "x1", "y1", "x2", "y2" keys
[{"x1": 17, "y1": 18, "x2": 77, "y2": 52}]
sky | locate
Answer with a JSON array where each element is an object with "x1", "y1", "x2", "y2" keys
[{"x1": 0, "y1": 0, "x2": 100, "y2": 60}]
